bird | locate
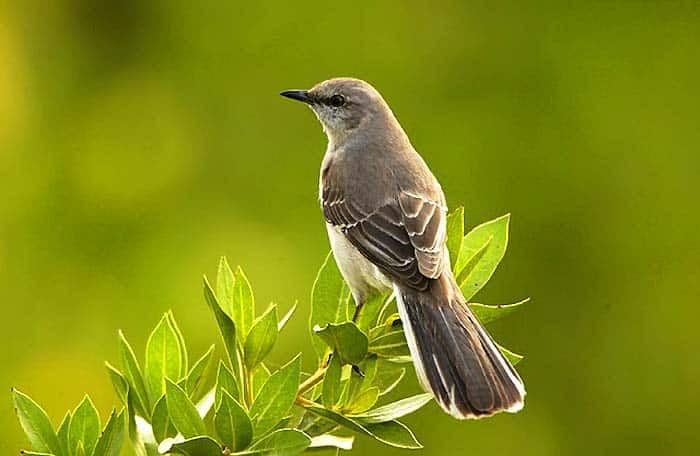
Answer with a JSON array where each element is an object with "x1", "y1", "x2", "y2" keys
[{"x1": 280, "y1": 78, "x2": 525, "y2": 419}]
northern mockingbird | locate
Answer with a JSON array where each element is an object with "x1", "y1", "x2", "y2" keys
[{"x1": 281, "y1": 78, "x2": 525, "y2": 419}]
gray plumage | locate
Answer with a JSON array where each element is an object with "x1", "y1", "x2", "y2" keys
[{"x1": 281, "y1": 78, "x2": 525, "y2": 419}]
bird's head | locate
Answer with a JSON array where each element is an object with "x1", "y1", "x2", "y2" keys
[{"x1": 281, "y1": 78, "x2": 395, "y2": 145}]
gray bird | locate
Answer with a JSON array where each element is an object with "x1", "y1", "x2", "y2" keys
[{"x1": 281, "y1": 78, "x2": 525, "y2": 419}]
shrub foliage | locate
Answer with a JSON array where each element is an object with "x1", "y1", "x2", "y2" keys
[{"x1": 13, "y1": 209, "x2": 526, "y2": 455}]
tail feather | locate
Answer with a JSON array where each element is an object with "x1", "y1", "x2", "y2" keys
[{"x1": 394, "y1": 276, "x2": 525, "y2": 419}]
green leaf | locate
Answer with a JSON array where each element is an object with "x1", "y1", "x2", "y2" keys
[
  {"x1": 355, "y1": 292, "x2": 389, "y2": 332},
  {"x1": 343, "y1": 366, "x2": 364, "y2": 407},
  {"x1": 232, "y1": 266, "x2": 256, "y2": 342},
  {"x1": 310, "y1": 252, "x2": 353, "y2": 359},
  {"x1": 251, "y1": 363, "x2": 271, "y2": 399},
  {"x1": 455, "y1": 236, "x2": 491, "y2": 287},
  {"x1": 469, "y1": 299, "x2": 529, "y2": 325},
  {"x1": 145, "y1": 315, "x2": 183, "y2": 401},
  {"x1": 56, "y1": 412, "x2": 70, "y2": 456},
  {"x1": 204, "y1": 277, "x2": 243, "y2": 380},
  {"x1": 166, "y1": 436, "x2": 223, "y2": 456},
  {"x1": 17, "y1": 452, "x2": 53, "y2": 455},
  {"x1": 118, "y1": 330, "x2": 150, "y2": 416},
  {"x1": 249, "y1": 355, "x2": 301, "y2": 437},
  {"x1": 368, "y1": 359, "x2": 405, "y2": 396},
  {"x1": 313, "y1": 322, "x2": 368, "y2": 365},
  {"x1": 186, "y1": 345, "x2": 215, "y2": 396},
  {"x1": 217, "y1": 256, "x2": 236, "y2": 316},
  {"x1": 347, "y1": 387, "x2": 379, "y2": 413},
  {"x1": 151, "y1": 395, "x2": 172, "y2": 443},
  {"x1": 345, "y1": 356, "x2": 388, "y2": 404},
  {"x1": 165, "y1": 378, "x2": 206, "y2": 438},
  {"x1": 216, "y1": 361, "x2": 240, "y2": 408},
  {"x1": 321, "y1": 353, "x2": 342, "y2": 409},
  {"x1": 105, "y1": 362, "x2": 128, "y2": 404},
  {"x1": 214, "y1": 390, "x2": 253, "y2": 452},
  {"x1": 456, "y1": 214, "x2": 510, "y2": 301},
  {"x1": 125, "y1": 389, "x2": 140, "y2": 455},
  {"x1": 446, "y1": 206, "x2": 465, "y2": 267},
  {"x1": 75, "y1": 441, "x2": 85, "y2": 456},
  {"x1": 12, "y1": 389, "x2": 61, "y2": 455},
  {"x1": 277, "y1": 302, "x2": 297, "y2": 331},
  {"x1": 125, "y1": 389, "x2": 156, "y2": 456},
  {"x1": 350, "y1": 393, "x2": 433, "y2": 424},
  {"x1": 368, "y1": 326, "x2": 409, "y2": 359},
  {"x1": 247, "y1": 428, "x2": 311, "y2": 455},
  {"x1": 497, "y1": 343, "x2": 524, "y2": 366},
  {"x1": 244, "y1": 305, "x2": 279, "y2": 370},
  {"x1": 93, "y1": 408, "x2": 125, "y2": 456},
  {"x1": 305, "y1": 406, "x2": 421, "y2": 449},
  {"x1": 375, "y1": 299, "x2": 398, "y2": 331},
  {"x1": 195, "y1": 386, "x2": 217, "y2": 421},
  {"x1": 308, "y1": 434, "x2": 354, "y2": 451},
  {"x1": 336, "y1": 374, "x2": 352, "y2": 407},
  {"x1": 69, "y1": 396, "x2": 100, "y2": 456},
  {"x1": 364, "y1": 421, "x2": 422, "y2": 449},
  {"x1": 167, "y1": 311, "x2": 189, "y2": 376},
  {"x1": 296, "y1": 412, "x2": 336, "y2": 438}
]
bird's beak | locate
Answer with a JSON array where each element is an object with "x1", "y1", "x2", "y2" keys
[{"x1": 280, "y1": 89, "x2": 313, "y2": 104}]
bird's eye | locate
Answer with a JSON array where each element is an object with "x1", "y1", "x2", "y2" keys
[{"x1": 329, "y1": 94, "x2": 346, "y2": 107}]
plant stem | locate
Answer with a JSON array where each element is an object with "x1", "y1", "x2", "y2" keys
[
  {"x1": 296, "y1": 348, "x2": 332, "y2": 400},
  {"x1": 297, "y1": 365, "x2": 327, "y2": 396},
  {"x1": 245, "y1": 366, "x2": 255, "y2": 407},
  {"x1": 295, "y1": 395, "x2": 318, "y2": 408}
]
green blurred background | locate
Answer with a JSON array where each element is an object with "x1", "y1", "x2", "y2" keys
[{"x1": 2, "y1": 1, "x2": 698, "y2": 454}]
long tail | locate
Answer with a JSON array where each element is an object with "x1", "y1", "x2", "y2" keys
[{"x1": 394, "y1": 274, "x2": 525, "y2": 419}]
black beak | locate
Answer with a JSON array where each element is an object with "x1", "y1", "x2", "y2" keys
[{"x1": 280, "y1": 89, "x2": 313, "y2": 104}]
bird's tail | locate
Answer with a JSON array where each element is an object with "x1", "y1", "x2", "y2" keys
[{"x1": 394, "y1": 274, "x2": 525, "y2": 419}]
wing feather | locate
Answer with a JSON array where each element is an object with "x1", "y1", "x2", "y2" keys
[{"x1": 322, "y1": 186, "x2": 447, "y2": 290}]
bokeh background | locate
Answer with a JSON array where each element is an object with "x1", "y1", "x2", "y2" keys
[{"x1": 2, "y1": 1, "x2": 699, "y2": 454}]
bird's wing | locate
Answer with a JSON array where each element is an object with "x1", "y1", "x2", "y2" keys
[{"x1": 322, "y1": 187, "x2": 447, "y2": 291}]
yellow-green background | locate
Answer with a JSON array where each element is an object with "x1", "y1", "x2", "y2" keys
[{"x1": 2, "y1": 1, "x2": 698, "y2": 454}]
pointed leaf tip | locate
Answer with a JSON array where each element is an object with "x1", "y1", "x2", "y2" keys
[
  {"x1": 232, "y1": 266, "x2": 255, "y2": 342},
  {"x1": 165, "y1": 378, "x2": 206, "y2": 438},
  {"x1": 12, "y1": 389, "x2": 61, "y2": 455},
  {"x1": 310, "y1": 252, "x2": 354, "y2": 359},
  {"x1": 68, "y1": 395, "x2": 101, "y2": 456},
  {"x1": 204, "y1": 276, "x2": 243, "y2": 378},
  {"x1": 469, "y1": 298, "x2": 529, "y2": 325},
  {"x1": 93, "y1": 408, "x2": 125, "y2": 456},
  {"x1": 145, "y1": 315, "x2": 183, "y2": 401},
  {"x1": 456, "y1": 214, "x2": 511, "y2": 301},
  {"x1": 244, "y1": 304, "x2": 279, "y2": 370},
  {"x1": 117, "y1": 330, "x2": 150, "y2": 416}
]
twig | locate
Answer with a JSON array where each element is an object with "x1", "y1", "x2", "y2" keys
[
  {"x1": 296, "y1": 349, "x2": 332, "y2": 400},
  {"x1": 295, "y1": 395, "x2": 318, "y2": 408},
  {"x1": 297, "y1": 364, "x2": 328, "y2": 396}
]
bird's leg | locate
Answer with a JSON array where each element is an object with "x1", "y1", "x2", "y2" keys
[
  {"x1": 351, "y1": 290, "x2": 366, "y2": 322},
  {"x1": 352, "y1": 301, "x2": 365, "y2": 322}
]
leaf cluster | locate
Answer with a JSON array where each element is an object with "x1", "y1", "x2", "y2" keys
[
  {"x1": 13, "y1": 209, "x2": 527, "y2": 455},
  {"x1": 12, "y1": 391, "x2": 124, "y2": 456}
]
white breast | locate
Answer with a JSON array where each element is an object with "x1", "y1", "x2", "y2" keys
[{"x1": 325, "y1": 223, "x2": 392, "y2": 305}]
